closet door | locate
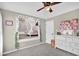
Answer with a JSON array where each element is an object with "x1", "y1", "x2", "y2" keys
[
  {"x1": 0, "y1": 11, "x2": 3, "y2": 56},
  {"x1": 46, "y1": 20, "x2": 54, "y2": 44}
]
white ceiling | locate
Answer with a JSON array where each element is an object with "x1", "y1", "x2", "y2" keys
[{"x1": 0, "y1": 2, "x2": 79, "y2": 20}]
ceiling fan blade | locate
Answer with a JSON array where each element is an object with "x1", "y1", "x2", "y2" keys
[
  {"x1": 37, "y1": 6, "x2": 46, "y2": 11},
  {"x1": 42, "y1": 2, "x2": 50, "y2": 6},
  {"x1": 51, "y1": 2, "x2": 62, "y2": 6}
]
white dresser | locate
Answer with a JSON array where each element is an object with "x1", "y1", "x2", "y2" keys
[{"x1": 55, "y1": 35, "x2": 79, "y2": 55}]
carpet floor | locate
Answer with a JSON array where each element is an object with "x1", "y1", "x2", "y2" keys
[{"x1": 4, "y1": 43, "x2": 76, "y2": 56}]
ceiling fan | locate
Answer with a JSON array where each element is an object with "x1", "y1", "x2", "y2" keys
[{"x1": 37, "y1": 2, "x2": 62, "y2": 13}]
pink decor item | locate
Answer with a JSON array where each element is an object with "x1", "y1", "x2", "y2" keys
[{"x1": 59, "y1": 18, "x2": 78, "y2": 35}]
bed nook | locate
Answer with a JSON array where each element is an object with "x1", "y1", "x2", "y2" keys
[{"x1": 15, "y1": 15, "x2": 41, "y2": 48}]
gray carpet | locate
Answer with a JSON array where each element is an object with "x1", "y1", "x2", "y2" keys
[{"x1": 4, "y1": 43, "x2": 76, "y2": 56}]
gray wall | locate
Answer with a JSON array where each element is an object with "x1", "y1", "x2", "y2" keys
[
  {"x1": 1, "y1": 10, "x2": 17, "y2": 53},
  {"x1": 51, "y1": 8, "x2": 79, "y2": 35},
  {"x1": 40, "y1": 20, "x2": 46, "y2": 42},
  {"x1": 1, "y1": 9, "x2": 46, "y2": 53}
]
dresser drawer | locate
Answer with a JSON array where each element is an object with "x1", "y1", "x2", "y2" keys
[
  {"x1": 55, "y1": 35, "x2": 65, "y2": 41},
  {"x1": 56, "y1": 40, "x2": 67, "y2": 50},
  {"x1": 72, "y1": 38, "x2": 79, "y2": 43},
  {"x1": 66, "y1": 37, "x2": 72, "y2": 42},
  {"x1": 71, "y1": 42, "x2": 79, "y2": 49}
]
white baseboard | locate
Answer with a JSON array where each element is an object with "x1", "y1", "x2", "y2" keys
[
  {"x1": 45, "y1": 42, "x2": 51, "y2": 44},
  {"x1": 3, "y1": 49, "x2": 18, "y2": 55},
  {"x1": 3, "y1": 42, "x2": 45, "y2": 55}
]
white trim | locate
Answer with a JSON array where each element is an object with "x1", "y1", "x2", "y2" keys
[
  {"x1": 18, "y1": 37, "x2": 40, "y2": 43},
  {"x1": 0, "y1": 11, "x2": 3, "y2": 56},
  {"x1": 3, "y1": 49, "x2": 18, "y2": 55},
  {"x1": 3, "y1": 42, "x2": 44, "y2": 55}
]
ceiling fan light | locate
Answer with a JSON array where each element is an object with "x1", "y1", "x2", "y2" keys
[
  {"x1": 46, "y1": 6, "x2": 51, "y2": 11},
  {"x1": 46, "y1": 7, "x2": 50, "y2": 11}
]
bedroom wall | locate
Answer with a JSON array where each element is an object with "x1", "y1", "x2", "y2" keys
[
  {"x1": 1, "y1": 10, "x2": 17, "y2": 53},
  {"x1": 40, "y1": 20, "x2": 46, "y2": 42},
  {"x1": 53, "y1": 8, "x2": 79, "y2": 35},
  {"x1": 1, "y1": 9, "x2": 46, "y2": 53}
]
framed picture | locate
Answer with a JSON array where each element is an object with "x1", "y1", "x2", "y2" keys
[{"x1": 5, "y1": 20, "x2": 13, "y2": 26}]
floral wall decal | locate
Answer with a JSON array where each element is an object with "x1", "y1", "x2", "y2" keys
[{"x1": 59, "y1": 18, "x2": 78, "y2": 35}]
